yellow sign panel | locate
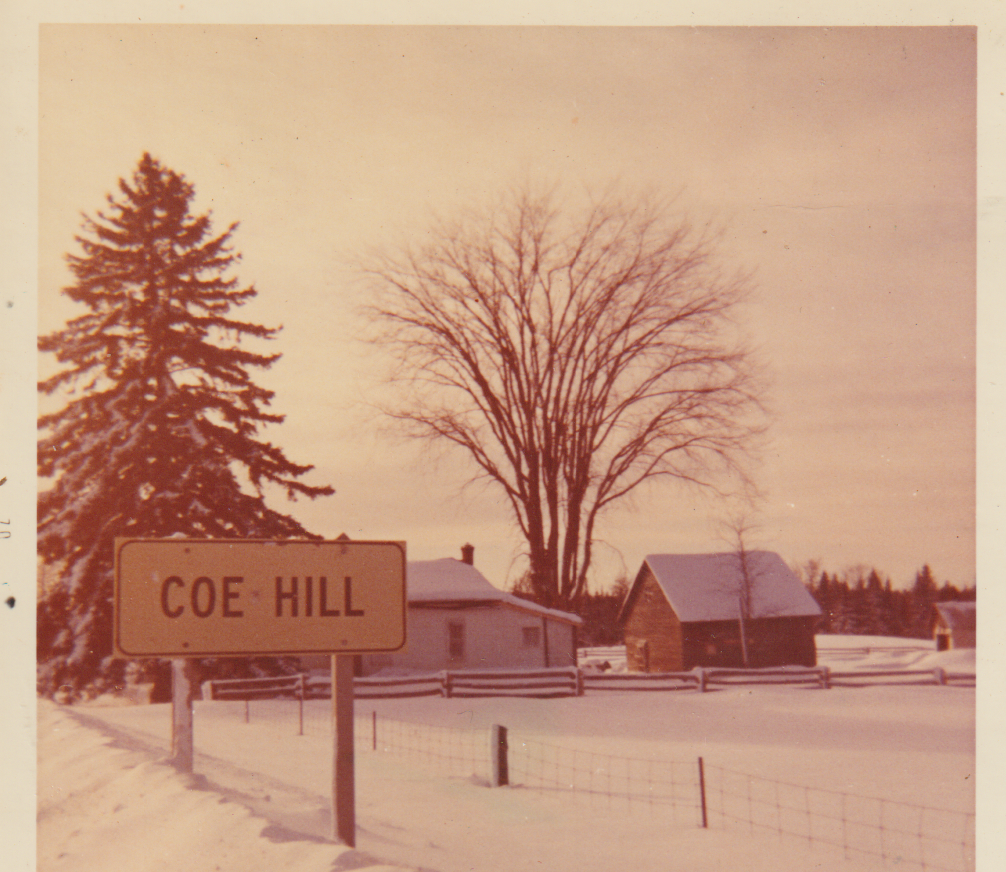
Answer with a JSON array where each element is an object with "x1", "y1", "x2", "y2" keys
[{"x1": 114, "y1": 539, "x2": 406, "y2": 657}]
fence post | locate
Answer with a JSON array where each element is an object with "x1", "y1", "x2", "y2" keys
[
  {"x1": 820, "y1": 666, "x2": 831, "y2": 690},
  {"x1": 298, "y1": 674, "x2": 305, "y2": 736},
  {"x1": 372, "y1": 710, "x2": 377, "y2": 751},
  {"x1": 934, "y1": 667, "x2": 947, "y2": 686},
  {"x1": 698, "y1": 757, "x2": 708, "y2": 828},
  {"x1": 576, "y1": 667, "x2": 584, "y2": 697},
  {"x1": 491, "y1": 724, "x2": 509, "y2": 786},
  {"x1": 697, "y1": 668, "x2": 707, "y2": 693},
  {"x1": 244, "y1": 698, "x2": 250, "y2": 724},
  {"x1": 444, "y1": 671, "x2": 453, "y2": 699}
]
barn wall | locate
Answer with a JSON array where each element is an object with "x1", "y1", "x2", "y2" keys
[
  {"x1": 952, "y1": 629, "x2": 976, "y2": 649},
  {"x1": 623, "y1": 567, "x2": 685, "y2": 672},
  {"x1": 934, "y1": 609, "x2": 976, "y2": 650},
  {"x1": 935, "y1": 618, "x2": 975, "y2": 650},
  {"x1": 361, "y1": 604, "x2": 577, "y2": 674},
  {"x1": 681, "y1": 616, "x2": 817, "y2": 669},
  {"x1": 749, "y1": 616, "x2": 818, "y2": 667},
  {"x1": 681, "y1": 620, "x2": 744, "y2": 669}
]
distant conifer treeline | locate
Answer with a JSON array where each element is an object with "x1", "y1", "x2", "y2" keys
[{"x1": 804, "y1": 564, "x2": 975, "y2": 639}]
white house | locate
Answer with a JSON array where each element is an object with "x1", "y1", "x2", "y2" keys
[{"x1": 360, "y1": 545, "x2": 581, "y2": 675}]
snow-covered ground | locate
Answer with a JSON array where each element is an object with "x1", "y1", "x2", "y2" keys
[{"x1": 38, "y1": 637, "x2": 977, "y2": 872}]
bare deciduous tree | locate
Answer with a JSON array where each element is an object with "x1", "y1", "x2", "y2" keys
[
  {"x1": 365, "y1": 187, "x2": 764, "y2": 611},
  {"x1": 720, "y1": 509, "x2": 765, "y2": 668}
]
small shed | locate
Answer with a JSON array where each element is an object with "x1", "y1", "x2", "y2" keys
[
  {"x1": 933, "y1": 601, "x2": 976, "y2": 651},
  {"x1": 619, "y1": 551, "x2": 821, "y2": 672},
  {"x1": 360, "y1": 546, "x2": 581, "y2": 675}
]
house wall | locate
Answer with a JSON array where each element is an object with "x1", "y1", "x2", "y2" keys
[
  {"x1": 360, "y1": 603, "x2": 576, "y2": 675},
  {"x1": 623, "y1": 566, "x2": 686, "y2": 672}
]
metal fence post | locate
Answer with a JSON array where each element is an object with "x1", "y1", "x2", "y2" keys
[
  {"x1": 698, "y1": 757, "x2": 708, "y2": 828},
  {"x1": 298, "y1": 673, "x2": 305, "y2": 736}
]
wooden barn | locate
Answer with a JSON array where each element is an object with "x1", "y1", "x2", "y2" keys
[
  {"x1": 933, "y1": 601, "x2": 976, "y2": 650},
  {"x1": 360, "y1": 545, "x2": 581, "y2": 675},
  {"x1": 619, "y1": 552, "x2": 821, "y2": 672}
]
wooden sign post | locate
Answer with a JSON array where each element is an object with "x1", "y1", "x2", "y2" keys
[
  {"x1": 115, "y1": 537, "x2": 406, "y2": 847},
  {"x1": 332, "y1": 654, "x2": 356, "y2": 845},
  {"x1": 170, "y1": 658, "x2": 198, "y2": 773}
]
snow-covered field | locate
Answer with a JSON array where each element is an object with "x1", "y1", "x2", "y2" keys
[{"x1": 38, "y1": 637, "x2": 978, "y2": 872}]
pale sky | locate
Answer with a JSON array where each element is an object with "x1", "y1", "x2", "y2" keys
[{"x1": 36, "y1": 24, "x2": 978, "y2": 591}]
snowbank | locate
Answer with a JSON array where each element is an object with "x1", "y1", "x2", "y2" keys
[
  {"x1": 914, "y1": 648, "x2": 977, "y2": 673},
  {"x1": 37, "y1": 701, "x2": 412, "y2": 872}
]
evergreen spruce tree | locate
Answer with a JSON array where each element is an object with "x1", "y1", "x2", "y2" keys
[
  {"x1": 891, "y1": 586, "x2": 912, "y2": 637},
  {"x1": 844, "y1": 574, "x2": 871, "y2": 635},
  {"x1": 829, "y1": 574, "x2": 853, "y2": 634},
  {"x1": 879, "y1": 577, "x2": 897, "y2": 636},
  {"x1": 811, "y1": 570, "x2": 833, "y2": 633},
  {"x1": 863, "y1": 569, "x2": 890, "y2": 636},
  {"x1": 908, "y1": 564, "x2": 938, "y2": 639},
  {"x1": 38, "y1": 153, "x2": 334, "y2": 697}
]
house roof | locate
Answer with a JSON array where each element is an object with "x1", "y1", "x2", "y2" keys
[
  {"x1": 934, "y1": 601, "x2": 976, "y2": 633},
  {"x1": 407, "y1": 558, "x2": 582, "y2": 625},
  {"x1": 623, "y1": 551, "x2": 822, "y2": 623}
]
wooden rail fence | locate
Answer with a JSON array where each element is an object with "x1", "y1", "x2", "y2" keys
[{"x1": 205, "y1": 663, "x2": 973, "y2": 706}]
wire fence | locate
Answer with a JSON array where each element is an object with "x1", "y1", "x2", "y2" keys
[
  {"x1": 369, "y1": 713, "x2": 491, "y2": 781},
  {"x1": 201, "y1": 693, "x2": 974, "y2": 871},
  {"x1": 361, "y1": 711, "x2": 974, "y2": 871},
  {"x1": 507, "y1": 733, "x2": 702, "y2": 825},
  {"x1": 702, "y1": 763, "x2": 974, "y2": 872}
]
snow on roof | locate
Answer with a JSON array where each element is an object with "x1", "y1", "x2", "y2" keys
[
  {"x1": 634, "y1": 551, "x2": 822, "y2": 623},
  {"x1": 406, "y1": 558, "x2": 581, "y2": 625},
  {"x1": 934, "y1": 601, "x2": 976, "y2": 632}
]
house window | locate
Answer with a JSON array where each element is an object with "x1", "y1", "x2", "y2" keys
[
  {"x1": 522, "y1": 626, "x2": 541, "y2": 647},
  {"x1": 448, "y1": 621, "x2": 465, "y2": 660}
]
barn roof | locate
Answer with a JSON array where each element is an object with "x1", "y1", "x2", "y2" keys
[
  {"x1": 934, "y1": 601, "x2": 976, "y2": 633},
  {"x1": 407, "y1": 558, "x2": 582, "y2": 625},
  {"x1": 624, "y1": 551, "x2": 822, "y2": 623}
]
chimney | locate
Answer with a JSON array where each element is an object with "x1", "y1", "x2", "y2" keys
[{"x1": 460, "y1": 543, "x2": 474, "y2": 565}]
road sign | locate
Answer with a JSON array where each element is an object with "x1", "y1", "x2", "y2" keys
[{"x1": 114, "y1": 538, "x2": 406, "y2": 657}]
